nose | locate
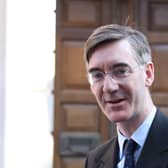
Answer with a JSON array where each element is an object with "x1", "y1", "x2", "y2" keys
[{"x1": 102, "y1": 75, "x2": 119, "y2": 93}]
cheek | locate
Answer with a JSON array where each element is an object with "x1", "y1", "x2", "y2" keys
[
  {"x1": 91, "y1": 85, "x2": 99, "y2": 97},
  {"x1": 91, "y1": 85, "x2": 102, "y2": 101},
  {"x1": 131, "y1": 80, "x2": 146, "y2": 105},
  {"x1": 90, "y1": 85, "x2": 96, "y2": 95},
  {"x1": 123, "y1": 82, "x2": 139, "y2": 104}
]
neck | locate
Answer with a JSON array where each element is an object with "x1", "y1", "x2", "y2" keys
[{"x1": 117, "y1": 94, "x2": 155, "y2": 138}]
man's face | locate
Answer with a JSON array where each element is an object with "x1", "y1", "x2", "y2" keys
[{"x1": 87, "y1": 40, "x2": 154, "y2": 124}]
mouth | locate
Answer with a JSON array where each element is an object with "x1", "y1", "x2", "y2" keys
[{"x1": 105, "y1": 98, "x2": 126, "y2": 105}]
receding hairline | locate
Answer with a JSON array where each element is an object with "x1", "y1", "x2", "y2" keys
[
  {"x1": 84, "y1": 25, "x2": 135, "y2": 62},
  {"x1": 85, "y1": 38, "x2": 123, "y2": 63},
  {"x1": 87, "y1": 39, "x2": 142, "y2": 66},
  {"x1": 84, "y1": 24, "x2": 151, "y2": 65}
]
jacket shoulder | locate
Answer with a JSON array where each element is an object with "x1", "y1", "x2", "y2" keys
[
  {"x1": 85, "y1": 137, "x2": 117, "y2": 168},
  {"x1": 90, "y1": 138, "x2": 115, "y2": 156}
]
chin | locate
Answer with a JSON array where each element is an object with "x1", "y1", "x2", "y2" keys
[
  {"x1": 108, "y1": 115, "x2": 128, "y2": 123},
  {"x1": 104, "y1": 109, "x2": 130, "y2": 123}
]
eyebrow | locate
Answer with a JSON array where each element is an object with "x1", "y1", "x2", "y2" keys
[
  {"x1": 88, "y1": 63, "x2": 130, "y2": 73},
  {"x1": 112, "y1": 63, "x2": 130, "y2": 69},
  {"x1": 88, "y1": 67, "x2": 102, "y2": 73}
]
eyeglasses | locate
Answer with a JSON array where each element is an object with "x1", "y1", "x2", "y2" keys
[{"x1": 88, "y1": 64, "x2": 143, "y2": 85}]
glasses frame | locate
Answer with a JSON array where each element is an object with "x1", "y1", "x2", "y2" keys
[{"x1": 87, "y1": 63, "x2": 145, "y2": 85}]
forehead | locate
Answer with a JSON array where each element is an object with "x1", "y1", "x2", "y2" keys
[{"x1": 88, "y1": 40, "x2": 137, "y2": 70}]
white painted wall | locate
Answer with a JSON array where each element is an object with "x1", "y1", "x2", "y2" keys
[
  {"x1": 4, "y1": 0, "x2": 55, "y2": 168},
  {"x1": 0, "y1": 1, "x2": 56, "y2": 167},
  {"x1": 0, "y1": 0, "x2": 6, "y2": 167}
]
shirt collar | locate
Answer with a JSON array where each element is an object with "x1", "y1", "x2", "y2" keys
[{"x1": 117, "y1": 106, "x2": 157, "y2": 159}]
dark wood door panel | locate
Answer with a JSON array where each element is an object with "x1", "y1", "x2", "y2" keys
[
  {"x1": 61, "y1": 103, "x2": 100, "y2": 132},
  {"x1": 61, "y1": 40, "x2": 88, "y2": 90},
  {"x1": 137, "y1": 0, "x2": 168, "y2": 113},
  {"x1": 151, "y1": 45, "x2": 168, "y2": 92},
  {"x1": 55, "y1": 0, "x2": 168, "y2": 167},
  {"x1": 55, "y1": 1, "x2": 113, "y2": 167}
]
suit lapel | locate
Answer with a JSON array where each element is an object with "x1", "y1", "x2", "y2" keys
[
  {"x1": 95, "y1": 137, "x2": 119, "y2": 168},
  {"x1": 94, "y1": 109, "x2": 168, "y2": 168},
  {"x1": 136, "y1": 110, "x2": 168, "y2": 168}
]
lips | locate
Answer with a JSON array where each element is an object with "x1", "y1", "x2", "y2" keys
[
  {"x1": 103, "y1": 93, "x2": 127, "y2": 104},
  {"x1": 102, "y1": 92, "x2": 128, "y2": 106},
  {"x1": 105, "y1": 98, "x2": 126, "y2": 104}
]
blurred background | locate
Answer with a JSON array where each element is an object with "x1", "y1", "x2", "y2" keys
[
  {"x1": 1, "y1": 0, "x2": 168, "y2": 168},
  {"x1": 0, "y1": 0, "x2": 55, "y2": 167}
]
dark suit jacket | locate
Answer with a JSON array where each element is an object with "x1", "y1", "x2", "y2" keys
[{"x1": 85, "y1": 109, "x2": 168, "y2": 168}]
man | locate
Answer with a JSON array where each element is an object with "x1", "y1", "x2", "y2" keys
[{"x1": 84, "y1": 24, "x2": 168, "y2": 168}]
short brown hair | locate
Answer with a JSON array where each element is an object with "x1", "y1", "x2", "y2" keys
[{"x1": 84, "y1": 24, "x2": 151, "y2": 66}]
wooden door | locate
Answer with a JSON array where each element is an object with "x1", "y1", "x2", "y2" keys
[
  {"x1": 54, "y1": 0, "x2": 168, "y2": 168},
  {"x1": 137, "y1": 0, "x2": 168, "y2": 116}
]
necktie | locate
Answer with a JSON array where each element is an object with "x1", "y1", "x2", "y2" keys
[{"x1": 123, "y1": 139, "x2": 137, "y2": 168}]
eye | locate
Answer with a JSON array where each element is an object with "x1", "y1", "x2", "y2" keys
[
  {"x1": 113, "y1": 66, "x2": 130, "y2": 77},
  {"x1": 89, "y1": 71, "x2": 104, "y2": 81}
]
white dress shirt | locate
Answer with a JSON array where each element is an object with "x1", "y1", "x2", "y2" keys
[{"x1": 117, "y1": 106, "x2": 156, "y2": 168}]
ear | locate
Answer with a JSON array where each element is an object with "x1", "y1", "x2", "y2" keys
[{"x1": 144, "y1": 62, "x2": 154, "y2": 87}]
